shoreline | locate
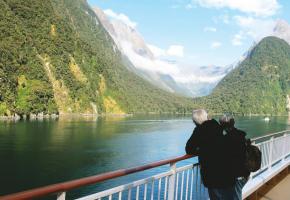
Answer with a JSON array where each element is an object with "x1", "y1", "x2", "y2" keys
[{"x1": 0, "y1": 112, "x2": 289, "y2": 122}]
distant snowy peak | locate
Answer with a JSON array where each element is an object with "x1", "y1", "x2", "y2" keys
[
  {"x1": 93, "y1": 7, "x2": 154, "y2": 60},
  {"x1": 110, "y1": 20, "x2": 154, "y2": 59},
  {"x1": 92, "y1": 6, "x2": 239, "y2": 97}
]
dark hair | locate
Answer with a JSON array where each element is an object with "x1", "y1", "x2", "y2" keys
[{"x1": 219, "y1": 114, "x2": 235, "y2": 129}]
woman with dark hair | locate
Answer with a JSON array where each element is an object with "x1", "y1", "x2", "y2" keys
[{"x1": 219, "y1": 114, "x2": 250, "y2": 200}]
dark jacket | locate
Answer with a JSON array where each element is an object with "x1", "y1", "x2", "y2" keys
[
  {"x1": 224, "y1": 128, "x2": 250, "y2": 178},
  {"x1": 185, "y1": 119, "x2": 235, "y2": 188}
]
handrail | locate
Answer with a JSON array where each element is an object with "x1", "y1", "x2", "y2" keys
[
  {"x1": 1, "y1": 129, "x2": 289, "y2": 200},
  {"x1": 0, "y1": 154, "x2": 194, "y2": 200},
  {"x1": 251, "y1": 130, "x2": 289, "y2": 141}
]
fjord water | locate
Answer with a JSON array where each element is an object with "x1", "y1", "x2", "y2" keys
[{"x1": 0, "y1": 115, "x2": 289, "y2": 198}]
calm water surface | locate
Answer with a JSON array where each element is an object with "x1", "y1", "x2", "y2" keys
[{"x1": 0, "y1": 115, "x2": 289, "y2": 198}]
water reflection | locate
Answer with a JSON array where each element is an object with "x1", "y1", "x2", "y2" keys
[{"x1": 0, "y1": 115, "x2": 289, "y2": 198}]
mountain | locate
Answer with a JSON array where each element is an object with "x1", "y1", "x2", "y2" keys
[
  {"x1": 93, "y1": 7, "x2": 192, "y2": 96},
  {"x1": 171, "y1": 65, "x2": 230, "y2": 97},
  {"x1": 93, "y1": 7, "x2": 154, "y2": 60},
  {"x1": 196, "y1": 36, "x2": 290, "y2": 115},
  {"x1": 0, "y1": 0, "x2": 195, "y2": 118},
  {"x1": 93, "y1": 7, "x2": 229, "y2": 97}
]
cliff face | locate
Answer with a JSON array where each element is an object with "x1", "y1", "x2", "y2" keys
[{"x1": 0, "y1": 0, "x2": 194, "y2": 118}]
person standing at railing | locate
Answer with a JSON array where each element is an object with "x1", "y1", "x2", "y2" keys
[
  {"x1": 219, "y1": 115, "x2": 250, "y2": 200},
  {"x1": 185, "y1": 109, "x2": 236, "y2": 200}
]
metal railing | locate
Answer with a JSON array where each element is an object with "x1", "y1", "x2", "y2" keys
[
  {"x1": 1, "y1": 130, "x2": 290, "y2": 200},
  {"x1": 251, "y1": 130, "x2": 290, "y2": 177},
  {"x1": 76, "y1": 163, "x2": 206, "y2": 200}
]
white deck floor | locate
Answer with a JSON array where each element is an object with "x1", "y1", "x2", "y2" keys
[{"x1": 260, "y1": 174, "x2": 290, "y2": 200}]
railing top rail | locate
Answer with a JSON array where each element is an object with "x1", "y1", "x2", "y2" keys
[
  {"x1": 0, "y1": 154, "x2": 194, "y2": 200},
  {"x1": 251, "y1": 130, "x2": 289, "y2": 141},
  {"x1": 1, "y1": 129, "x2": 289, "y2": 200}
]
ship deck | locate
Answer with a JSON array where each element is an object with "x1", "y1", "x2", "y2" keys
[{"x1": 261, "y1": 174, "x2": 290, "y2": 200}]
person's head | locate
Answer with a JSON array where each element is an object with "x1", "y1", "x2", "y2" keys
[
  {"x1": 192, "y1": 109, "x2": 208, "y2": 125},
  {"x1": 219, "y1": 114, "x2": 235, "y2": 130}
]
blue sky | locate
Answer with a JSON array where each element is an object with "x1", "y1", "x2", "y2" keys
[{"x1": 88, "y1": 0, "x2": 290, "y2": 66}]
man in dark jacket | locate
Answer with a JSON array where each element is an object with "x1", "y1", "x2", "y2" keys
[
  {"x1": 219, "y1": 115, "x2": 250, "y2": 200},
  {"x1": 186, "y1": 109, "x2": 236, "y2": 200}
]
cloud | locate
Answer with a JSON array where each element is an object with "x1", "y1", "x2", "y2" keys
[
  {"x1": 173, "y1": 64, "x2": 228, "y2": 83},
  {"x1": 147, "y1": 44, "x2": 166, "y2": 57},
  {"x1": 204, "y1": 26, "x2": 217, "y2": 32},
  {"x1": 148, "y1": 44, "x2": 184, "y2": 58},
  {"x1": 234, "y1": 15, "x2": 276, "y2": 40},
  {"x1": 120, "y1": 41, "x2": 222, "y2": 84},
  {"x1": 210, "y1": 41, "x2": 222, "y2": 49},
  {"x1": 121, "y1": 41, "x2": 179, "y2": 75},
  {"x1": 193, "y1": 0, "x2": 280, "y2": 17},
  {"x1": 232, "y1": 33, "x2": 244, "y2": 46},
  {"x1": 101, "y1": 7, "x2": 224, "y2": 87},
  {"x1": 174, "y1": 73, "x2": 225, "y2": 83},
  {"x1": 167, "y1": 45, "x2": 184, "y2": 57},
  {"x1": 104, "y1": 9, "x2": 137, "y2": 28}
]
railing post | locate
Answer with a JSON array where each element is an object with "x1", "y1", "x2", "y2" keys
[
  {"x1": 283, "y1": 133, "x2": 287, "y2": 162},
  {"x1": 249, "y1": 141, "x2": 256, "y2": 181},
  {"x1": 168, "y1": 162, "x2": 176, "y2": 200},
  {"x1": 57, "y1": 192, "x2": 66, "y2": 200},
  {"x1": 268, "y1": 137, "x2": 274, "y2": 170}
]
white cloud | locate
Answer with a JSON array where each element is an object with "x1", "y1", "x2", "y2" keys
[
  {"x1": 174, "y1": 73, "x2": 225, "y2": 83},
  {"x1": 232, "y1": 33, "x2": 244, "y2": 46},
  {"x1": 121, "y1": 41, "x2": 179, "y2": 75},
  {"x1": 204, "y1": 26, "x2": 217, "y2": 32},
  {"x1": 193, "y1": 0, "x2": 280, "y2": 17},
  {"x1": 120, "y1": 41, "x2": 221, "y2": 84},
  {"x1": 173, "y1": 64, "x2": 228, "y2": 83},
  {"x1": 127, "y1": 41, "x2": 222, "y2": 85},
  {"x1": 210, "y1": 41, "x2": 222, "y2": 49},
  {"x1": 148, "y1": 44, "x2": 184, "y2": 58},
  {"x1": 147, "y1": 44, "x2": 166, "y2": 57},
  {"x1": 101, "y1": 8, "x2": 224, "y2": 88},
  {"x1": 167, "y1": 45, "x2": 184, "y2": 57},
  {"x1": 234, "y1": 15, "x2": 276, "y2": 40},
  {"x1": 104, "y1": 9, "x2": 137, "y2": 28}
]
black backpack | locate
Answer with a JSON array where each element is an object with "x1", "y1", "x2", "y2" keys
[{"x1": 244, "y1": 139, "x2": 262, "y2": 172}]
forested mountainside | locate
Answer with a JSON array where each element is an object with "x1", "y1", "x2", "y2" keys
[
  {"x1": 195, "y1": 37, "x2": 290, "y2": 115},
  {"x1": 0, "y1": 0, "x2": 195, "y2": 118},
  {"x1": 93, "y1": 6, "x2": 229, "y2": 98}
]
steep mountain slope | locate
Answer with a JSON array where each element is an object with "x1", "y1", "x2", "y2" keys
[
  {"x1": 93, "y1": 7, "x2": 229, "y2": 97},
  {"x1": 196, "y1": 36, "x2": 290, "y2": 115},
  {"x1": 93, "y1": 7, "x2": 191, "y2": 95},
  {"x1": 0, "y1": 0, "x2": 195, "y2": 117}
]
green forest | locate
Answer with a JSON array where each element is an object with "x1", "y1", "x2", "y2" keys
[
  {"x1": 196, "y1": 37, "x2": 290, "y2": 115},
  {"x1": 0, "y1": 0, "x2": 289, "y2": 118},
  {"x1": 0, "y1": 0, "x2": 195, "y2": 117}
]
